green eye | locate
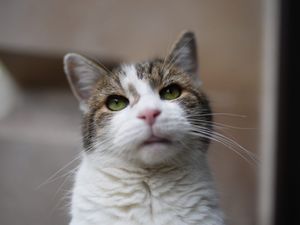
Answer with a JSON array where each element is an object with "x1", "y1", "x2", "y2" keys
[
  {"x1": 106, "y1": 95, "x2": 129, "y2": 111},
  {"x1": 160, "y1": 84, "x2": 182, "y2": 100}
]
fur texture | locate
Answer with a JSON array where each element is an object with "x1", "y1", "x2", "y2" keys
[{"x1": 64, "y1": 31, "x2": 225, "y2": 225}]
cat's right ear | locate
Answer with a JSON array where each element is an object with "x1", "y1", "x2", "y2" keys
[{"x1": 63, "y1": 53, "x2": 106, "y2": 112}]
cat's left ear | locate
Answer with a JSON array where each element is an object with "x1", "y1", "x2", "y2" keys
[
  {"x1": 63, "y1": 53, "x2": 107, "y2": 112},
  {"x1": 166, "y1": 31, "x2": 200, "y2": 84}
]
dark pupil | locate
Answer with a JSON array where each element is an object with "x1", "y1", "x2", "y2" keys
[
  {"x1": 167, "y1": 88, "x2": 174, "y2": 94},
  {"x1": 113, "y1": 98, "x2": 119, "y2": 104}
]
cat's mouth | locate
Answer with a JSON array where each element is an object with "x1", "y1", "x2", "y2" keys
[{"x1": 143, "y1": 135, "x2": 171, "y2": 146}]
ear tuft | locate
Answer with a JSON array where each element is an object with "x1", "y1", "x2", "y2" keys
[
  {"x1": 166, "y1": 31, "x2": 199, "y2": 82},
  {"x1": 63, "y1": 53, "x2": 106, "y2": 111}
]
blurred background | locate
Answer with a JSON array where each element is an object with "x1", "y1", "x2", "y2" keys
[{"x1": 0, "y1": 0, "x2": 262, "y2": 224}]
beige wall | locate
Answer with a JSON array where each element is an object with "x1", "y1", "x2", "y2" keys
[
  {"x1": 0, "y1": 1, "x2": 262, "y2": 224},
  {"x1": 0, "y1": 0, "x2": 262, "y2": 114}
]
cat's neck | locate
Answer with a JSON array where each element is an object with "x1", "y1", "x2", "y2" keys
[
  {"x1": 71, "y1": 152, "x2": 223, "y2": 225},
  {"x1": 82, "y1": 153, "x2": 210, "y2": 180},
  {"x1": 77, "y1": 151, "x2": 216, "y2": 201}
]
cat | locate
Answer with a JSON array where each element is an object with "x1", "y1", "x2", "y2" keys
[{"x1": 63, "y1": 31, "x2": 225, "y2": 225}]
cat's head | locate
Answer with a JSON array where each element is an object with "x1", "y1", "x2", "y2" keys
[{"x1": 64, "y1": 31, "x2": 212, "y2": 167}]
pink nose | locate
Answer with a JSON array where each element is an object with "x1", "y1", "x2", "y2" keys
[{"x1": 138, "y1": 109, "x2": 161, "y2": 125}]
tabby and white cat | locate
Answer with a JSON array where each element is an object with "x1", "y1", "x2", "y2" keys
[{"x1": 64, "y1": 31, "x2": 225, "y2": 225}]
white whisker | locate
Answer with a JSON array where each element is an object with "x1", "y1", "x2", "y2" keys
[
  {"x1": 189, "y1": 130, "x2": 256, "y2": 166},
  {"x1": 35, "y1": 152, "x2": 82, "y2": 190},
  {"x1": 186, "y1": 112, "x2": 247, "y2": 118},
  {"x1": 186, "y1": 118, "x2": 255, "y2": 130},
  {"x1": 188, "y1": 128, "x2": 258, "y2": 166}
]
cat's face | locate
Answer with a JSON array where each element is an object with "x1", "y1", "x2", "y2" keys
[{"x1": 64, "y1": 31, "x2": 212, "y2": 167}]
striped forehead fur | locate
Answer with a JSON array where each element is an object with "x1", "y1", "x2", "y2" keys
[
  {"x1": 87, "y1": 58, "x2": 201, "y2": 94},
  {"x1": 86, "y1": 58, "x2": 208, "y2": 119}
]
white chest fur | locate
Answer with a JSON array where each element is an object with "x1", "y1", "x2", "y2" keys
[{"x1": 70, "y1": 156, "x2": 224, "y2": 225}]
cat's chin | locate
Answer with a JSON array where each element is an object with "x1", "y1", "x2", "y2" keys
[{"x1": 137, "y1": 142, "x2": 179, "y2": 165}]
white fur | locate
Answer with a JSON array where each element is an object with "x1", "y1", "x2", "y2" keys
[
  {"x1": 70, "y1": 157, "x2": 223, "y2": 225},
  {"x1": 70, "y1": 65, "x2": 224, "y2": 225},
  {"x1": 120, "y1": 65, "x2": 153, "y2": 97}
]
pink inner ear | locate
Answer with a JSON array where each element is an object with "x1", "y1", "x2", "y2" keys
[
  {"x1": 64, "y1": 53, "x2": 103, "y2": 103},
  {"x1": 166, "y1": 31, "x2": 198, "y2": 78}
]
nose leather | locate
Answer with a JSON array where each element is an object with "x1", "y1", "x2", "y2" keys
[{"x1": 137, "y1": 109, "x2": 161, "y2": 125}]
